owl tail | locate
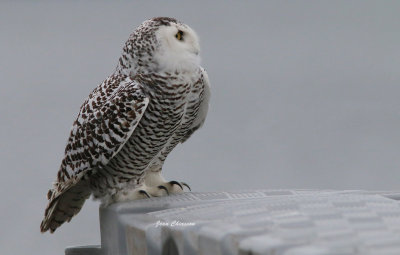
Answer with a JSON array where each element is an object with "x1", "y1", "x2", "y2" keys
[{"x1": 40, "y1": 181, "x2": 91, "y2": 233}]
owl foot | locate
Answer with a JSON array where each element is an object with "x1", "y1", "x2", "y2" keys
[
  {"x1": 109, "y1": 179, "x2": 191, "y2": 204},
  {"x1": 143, "y1": 170, "x2": 191, "y2": 197},
  {"x1": 155, "y1": 180, "x2": 191, "y2": 196},
  {"x1": 110, "y1": 187, "x2": 153, "y2": 202},
  {"x1": 170, "y1": 180, "x2": 191, "y2": 191},
  {"x1": 117, "y1": 181, "x2": 189, "y2": 201}
]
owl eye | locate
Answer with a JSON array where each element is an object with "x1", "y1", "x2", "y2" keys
[{"x1": 175, "y1": 30, "x2": 184, "y2": 41}]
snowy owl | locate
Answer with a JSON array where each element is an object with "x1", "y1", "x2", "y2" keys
[{"x1": 40, "y1": 17, "x2": 210, "y2": 233}]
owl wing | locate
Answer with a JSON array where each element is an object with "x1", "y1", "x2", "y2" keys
[
  {"x1": 42, "y1": 79, "x2": 149, "y2": 232},
  {"x1": 57, "y1": 80, "x2": 149, "y2": 182},
  {"x1": 181, "y1": 67, "x2": 211, "y2": 143}
]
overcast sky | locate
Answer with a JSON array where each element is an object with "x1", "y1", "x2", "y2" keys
[{"x1": 1, "y1": 1, "x2": 400, "y2": 254}]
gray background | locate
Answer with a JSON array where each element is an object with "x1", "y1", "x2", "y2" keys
[{"x1": 1, "y1": 1, "x2": 399, "y2": 254}]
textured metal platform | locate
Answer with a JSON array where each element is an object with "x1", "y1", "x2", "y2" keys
[{"x1": 67, "y1": 190, "x2": 400, "y2": 255}]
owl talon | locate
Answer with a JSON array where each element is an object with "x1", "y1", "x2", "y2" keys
[
  {"x1": 158, "y1": 185, "x2": 169, "y2": 195},
  {"x1": 139, "y1": 190, "x2": 151, "y2": 198},
  {"x1": 181, "y1": 182, "x2": 191, "y2": 191},
  {"x1": 169, "y1": 181, "x2": 183, "y2": 190}
]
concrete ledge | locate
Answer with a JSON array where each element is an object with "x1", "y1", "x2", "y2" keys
[
  {"x1": 67, "y1": 190, "x2": 400, "y2": 255},
  {"x1": 65, "y1": 245, "x2": 102, "y2": 255}
]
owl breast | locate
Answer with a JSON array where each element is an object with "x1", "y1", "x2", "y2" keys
[{"x1": 90, "y1": 70, "x2": 204, "y2": 197}]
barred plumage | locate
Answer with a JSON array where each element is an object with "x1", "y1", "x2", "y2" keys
[{"x1": 41, "y1": 17, "x2": 210, "y2": 233}]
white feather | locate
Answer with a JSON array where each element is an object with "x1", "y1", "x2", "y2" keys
[{"x1": 154, "y1": 24, "x2": 201, "y2": 72}]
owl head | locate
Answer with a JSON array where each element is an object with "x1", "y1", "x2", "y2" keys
[{"x1": 119, "y1": 17, "x2": 201, "y2": 76}]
